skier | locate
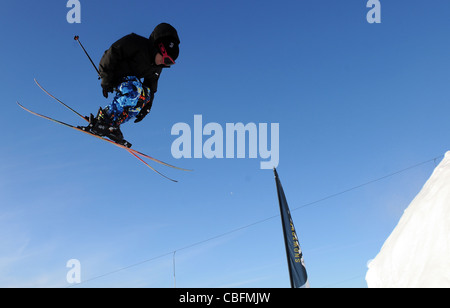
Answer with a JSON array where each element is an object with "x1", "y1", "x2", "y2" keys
[{"x1": 81, "y1": 23, "x2": 180, "y2": 147}]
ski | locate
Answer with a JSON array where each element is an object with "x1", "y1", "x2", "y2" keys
[
  {"x1": 33, "y1": 79, "x2": 191, "y2": 172},
  {"x1": 17, "y1": 102, "x2": 189, "y2": 182},
  {"x1": 34, "y1": 78, "x2": 88, "y2": 122}
]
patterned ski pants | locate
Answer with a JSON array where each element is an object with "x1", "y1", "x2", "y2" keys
[{"x1": 104, "y1": 76, "x2": 151, "y2": 126}]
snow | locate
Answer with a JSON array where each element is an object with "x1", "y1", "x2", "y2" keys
[{"x1": 366, "y1": 151, "x2": 450, "y2": 288}]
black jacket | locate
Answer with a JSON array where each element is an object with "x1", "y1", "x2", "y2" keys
[
  {"x1": 99, "y1": 23, "x2": 180, "y2": 93},
  {"x1": 99, "y1": 33, "x2": 162, "y2": 93}
]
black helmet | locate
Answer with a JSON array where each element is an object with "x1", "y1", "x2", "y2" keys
[{"x1": 150, "y1": 23, "x2": 180, "y2": 61}]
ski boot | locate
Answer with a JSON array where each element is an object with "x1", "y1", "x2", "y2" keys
[
  {"x1": 78, "y1": 107, "x2": 105, "y2": 135},
  {"x1": 104, "y1": 125, "x2": 132, "y2": 148},
  {"x1": 79, "y1": 107, "x2": 132, "y2": 148}
]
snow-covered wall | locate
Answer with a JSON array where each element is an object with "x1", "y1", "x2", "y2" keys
[{"x1": 366, "y1": 152, "x2": 450, "y2": 287}]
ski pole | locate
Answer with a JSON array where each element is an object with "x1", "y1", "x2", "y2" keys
[{"x1": 74, "y1": 35, "x2": 101, "y2": 79}]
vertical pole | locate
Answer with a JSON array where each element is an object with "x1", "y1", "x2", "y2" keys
[{"x1": 173, "y1": 251, "x2": 177, "y2": 288}]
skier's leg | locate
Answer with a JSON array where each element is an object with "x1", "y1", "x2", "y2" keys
[{"x1": 81, "y1": 76, "x2": 144, "y2": 147}]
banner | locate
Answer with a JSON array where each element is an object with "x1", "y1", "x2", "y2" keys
[{"x1": 274, "y1": 168, "x2": 309, "y2": 288}]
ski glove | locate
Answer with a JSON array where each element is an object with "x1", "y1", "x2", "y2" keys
[
  {"x1": 134, "y1": 92, "x2": 155, "y2": 123},
  {"x1": 102, "y1": 85, "x2": 115, "y2": 98}
]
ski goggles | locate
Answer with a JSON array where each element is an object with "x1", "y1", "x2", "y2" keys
[{"x1": 158, "y1": 42, "x2": 176, "y2": 66}]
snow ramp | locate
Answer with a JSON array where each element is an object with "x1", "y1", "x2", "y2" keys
[{"x1": 366, "y1": 151, "x2": 450, "y2": 287}]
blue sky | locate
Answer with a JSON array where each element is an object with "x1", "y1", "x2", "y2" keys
[{"x1": 1, "y1": 0, "x2": 450, "y2": 288}]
